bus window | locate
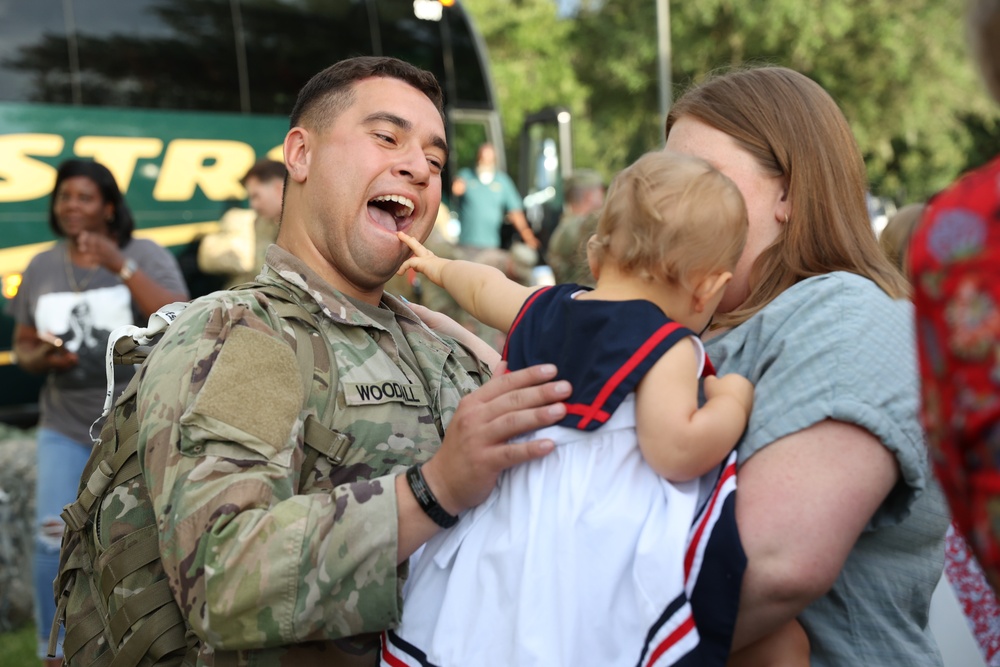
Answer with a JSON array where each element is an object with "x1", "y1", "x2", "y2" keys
[
  {"x1": 519, "y1": 107, "x2": 573, "y2": 247},
  {"x1": 0, "y1": 1, "x2": 65, "y2": 104},
  {"x1": 0, "y1": 0, "x2": 510, "y2": 426},
  {"x1": 376, "y1": 2, "x2": 445, "y2": 81},
  {"x1": 4, "y1": 0, "x2": 245, "y2": 111},
  {"x1": 240, "y1": 0, "x2": 374, "y2": 115},
  {"x1": 445, "y1": 5, "x2": 492, "y2": 107}
]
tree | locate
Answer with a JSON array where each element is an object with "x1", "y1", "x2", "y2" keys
[
  {"x1": 463, "y1": 0, "x2": 599, "y2": 184},
  {"x1": 469, "y1": 0, "x2": 1000, "y2": 204}
]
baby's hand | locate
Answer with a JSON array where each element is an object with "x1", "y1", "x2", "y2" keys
[
  {"x1": 704, "y1": 373, "x2": 754, "y2": 416},
  {"x1": 397, "y1": 231, "x2": 450, "y2": 286}
]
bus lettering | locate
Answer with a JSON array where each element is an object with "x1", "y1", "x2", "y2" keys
[
  {"x1": 153, "y1": 139, "x2": 255, "y2": 201},
  {"x1": 0, "y1": 134, "x2": 64, "y2": 202},
  {"x1": 74, "y1": 136, "x2": 164, "y2": 193}
]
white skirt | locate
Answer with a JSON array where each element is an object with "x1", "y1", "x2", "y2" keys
[{"x1": 383, "y1": 394, "x2": 715, "y2": 667}]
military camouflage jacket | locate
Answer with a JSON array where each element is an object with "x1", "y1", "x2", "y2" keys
[{"x1": 135, "y1": 246, "x2": 489, "y2": 666}]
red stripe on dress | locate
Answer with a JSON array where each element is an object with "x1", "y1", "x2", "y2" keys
[
  {"x1": 381, "y1": 631, "x2": 409, "y2": 667},
  {"x1": 684, "y1": 460, "x2": 736, "y2": 580},
  {"x1": 564, "y1": 402, "x2": 611, "y2": 423},
  {"x1": 577, "y1": 322, "x2": 684, "y2": 429},
  {"x1": 501, "y1": 286, "x2": 552, "y2": 361},
  {"x1": 644, "y1": 612, "x2": 696, "y2": 667}
]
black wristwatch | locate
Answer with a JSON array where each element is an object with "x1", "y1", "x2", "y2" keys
[{"x1": 405, "y1": 464, "x2": 459, "y2": 529}]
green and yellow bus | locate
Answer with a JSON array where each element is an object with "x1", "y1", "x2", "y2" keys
[{"x1": 0, "y1": 0, "x2": 570, "y2": 424}]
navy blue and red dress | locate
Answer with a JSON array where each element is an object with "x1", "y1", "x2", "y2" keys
[{"x1": 383, "y1": 284, "x2": 746, "y2": 667}]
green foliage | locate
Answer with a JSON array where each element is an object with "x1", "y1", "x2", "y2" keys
[
  {"x1": 463, "y1": 0, "x2": 1000, "y2": 206},
  {"x1": 463, "y1": 0, "x2": 599, "y2": 183},
  {"x1": 0, "y1": 624, "x2": 41, "y2": 667}
]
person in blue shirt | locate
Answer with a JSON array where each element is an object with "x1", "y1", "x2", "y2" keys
[{"x1": 452, "y1": 143, "x2": 539, "y2": 250}]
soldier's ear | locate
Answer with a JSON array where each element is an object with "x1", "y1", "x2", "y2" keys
[{"x1": 283, "y1": 128, "x2": 310, "y2": 184}]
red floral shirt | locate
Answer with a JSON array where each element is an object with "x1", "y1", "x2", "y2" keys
[{"x1": 910, "y1": 154, "x2": 1000, "y2": 595}]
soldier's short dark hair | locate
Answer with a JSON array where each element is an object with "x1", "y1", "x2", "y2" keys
[
  {"x1": 241, "y1": 159, "x2": 287, "y2": 186},
  {"x1": 289, "y1": 56, "x2": 445, "y2": 131}
]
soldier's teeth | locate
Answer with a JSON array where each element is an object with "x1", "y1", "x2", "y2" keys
[{"x1": 372, "y1": 195, "x2": 415, "y2": 217}]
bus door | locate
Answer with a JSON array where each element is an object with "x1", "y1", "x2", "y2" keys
[{"x1": 518, "y1": 106, "x2": 573, "y2": 261}]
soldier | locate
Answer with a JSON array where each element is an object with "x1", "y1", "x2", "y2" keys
[
  {"x1": 546, "y1": 169, "x2": 605, "y2": 286},
  {"x1": 198, "y1": 159, "x2": 287, "y2": 288},
  {"x1": 133, "y1": 56, "x2": 569, "y2": 666}
]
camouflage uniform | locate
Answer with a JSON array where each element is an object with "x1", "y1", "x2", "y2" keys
[
  {"x1": 135, "y1": 245, "x2": 489, "y2": 666},
  {"x1": 546, "y1": 210, "x2": 600, "y2": 287}
]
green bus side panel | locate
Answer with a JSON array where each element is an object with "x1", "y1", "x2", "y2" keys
[
  {"x1": 0, "y1": 101, "x2": 288, "y2": 244},
  {"x1": 0, "y1": 102, "x2": 288, "y2": 424}
]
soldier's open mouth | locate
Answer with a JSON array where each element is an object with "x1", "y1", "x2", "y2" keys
[{"x1": 369, "y1": 195, "x2": 415, "y2": 232}]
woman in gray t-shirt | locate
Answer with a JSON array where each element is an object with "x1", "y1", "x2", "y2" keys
[{"x1": 8, "y1": 159, "x2": 188, "y2": 666}]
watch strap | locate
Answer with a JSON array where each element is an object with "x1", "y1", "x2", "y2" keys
[
  {"x1": 119, "y1": 257, "x2": 137, "y2": 281},
  {"x1": 405, "y1": 464, "x2": 459, "y2": 529}
]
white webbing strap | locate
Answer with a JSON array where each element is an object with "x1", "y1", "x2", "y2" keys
[{"x1": 90, "y1": 302, "x2": 189, "y2": 443}]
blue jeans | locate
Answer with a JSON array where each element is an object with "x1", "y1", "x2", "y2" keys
[{"x1": 34, "y1": 427, "x2": 91, "y2": 659}]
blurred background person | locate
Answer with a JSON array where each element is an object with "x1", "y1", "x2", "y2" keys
[
  {"x1": 879, "y1": 202, "x2": 925, "y2": 272},
  {"x1": 546, "y1": 168, "x2": 605, "y2": 286},
  {"x1": 878, "y1": 201, "x2": 998, "y2": 667},
  {"x1": 909, "y1": 9, "x2": 1000, "y2": 667},
  {"x1": 453, "y1": 142, "x2": 539, "y2": 252},
  {"x1": 198, "y1": 159, "x2": 286, "y2": 288},
  {"x1": 911, "y1": 0, "x2": 1000, "y2": 598},
  {"x1": 7, "y1": 159, "x2": 188, "y2": 667}
]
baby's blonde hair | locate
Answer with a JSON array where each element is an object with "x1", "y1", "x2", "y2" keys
[{"x1": 589, "y1": 150, "x2": 747, "y2": 288}]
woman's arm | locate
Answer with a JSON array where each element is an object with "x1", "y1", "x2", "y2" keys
[
  {"x1": 635, "y1": 339, "x2": 753, "y2": 481},
  {"x1": 119, "y1": 266, "x2": 189, "y2": 318},
  {"x1": 729, "y1": 420, "x2": 899, "y2": 650},
  {"x1": 398, "y1": 231, "x2": 537, "y2": 333},
  {"x1": 77, "y1": 231, "x2": 188, "y2": 317}
]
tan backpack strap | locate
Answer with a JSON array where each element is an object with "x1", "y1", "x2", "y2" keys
[
  {"x1": 109, "y1": 603, "x2": 188, "y2": 667},
  {"x1": 303, "y1": 416, "x2": 352, "y2": 464},
  {"x1": 107, "y1": 580, "x2": 188, "y2": 666},
  {"x1": 112, "y1": 335, "x2": 153, "y2": 367},
  {"x1": 236, "y1": 283, "x2": 349, "y2": 488},
  {"x1": 63, "y1": 607, "x2": 108, "y2": 664},
  {"x1": 48, "y1": 590, "x2": 71, "y2": 658},
  {"x1": 107, "y1": 579, "x2": 177, "y2": 643},
  {"x1": 245, "y1": 285, "x2": 350, "y2": 479},
  {"x1": 99, "y1": 525, "x2": 162, "y2": 598},
  {"x1": 62, "y1": 429, "x2": 143, "y2": 532}
]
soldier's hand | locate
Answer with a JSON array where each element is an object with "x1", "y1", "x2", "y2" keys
[{"x1": 421, "y1": 362, "x2": 570, "y2": 513}]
